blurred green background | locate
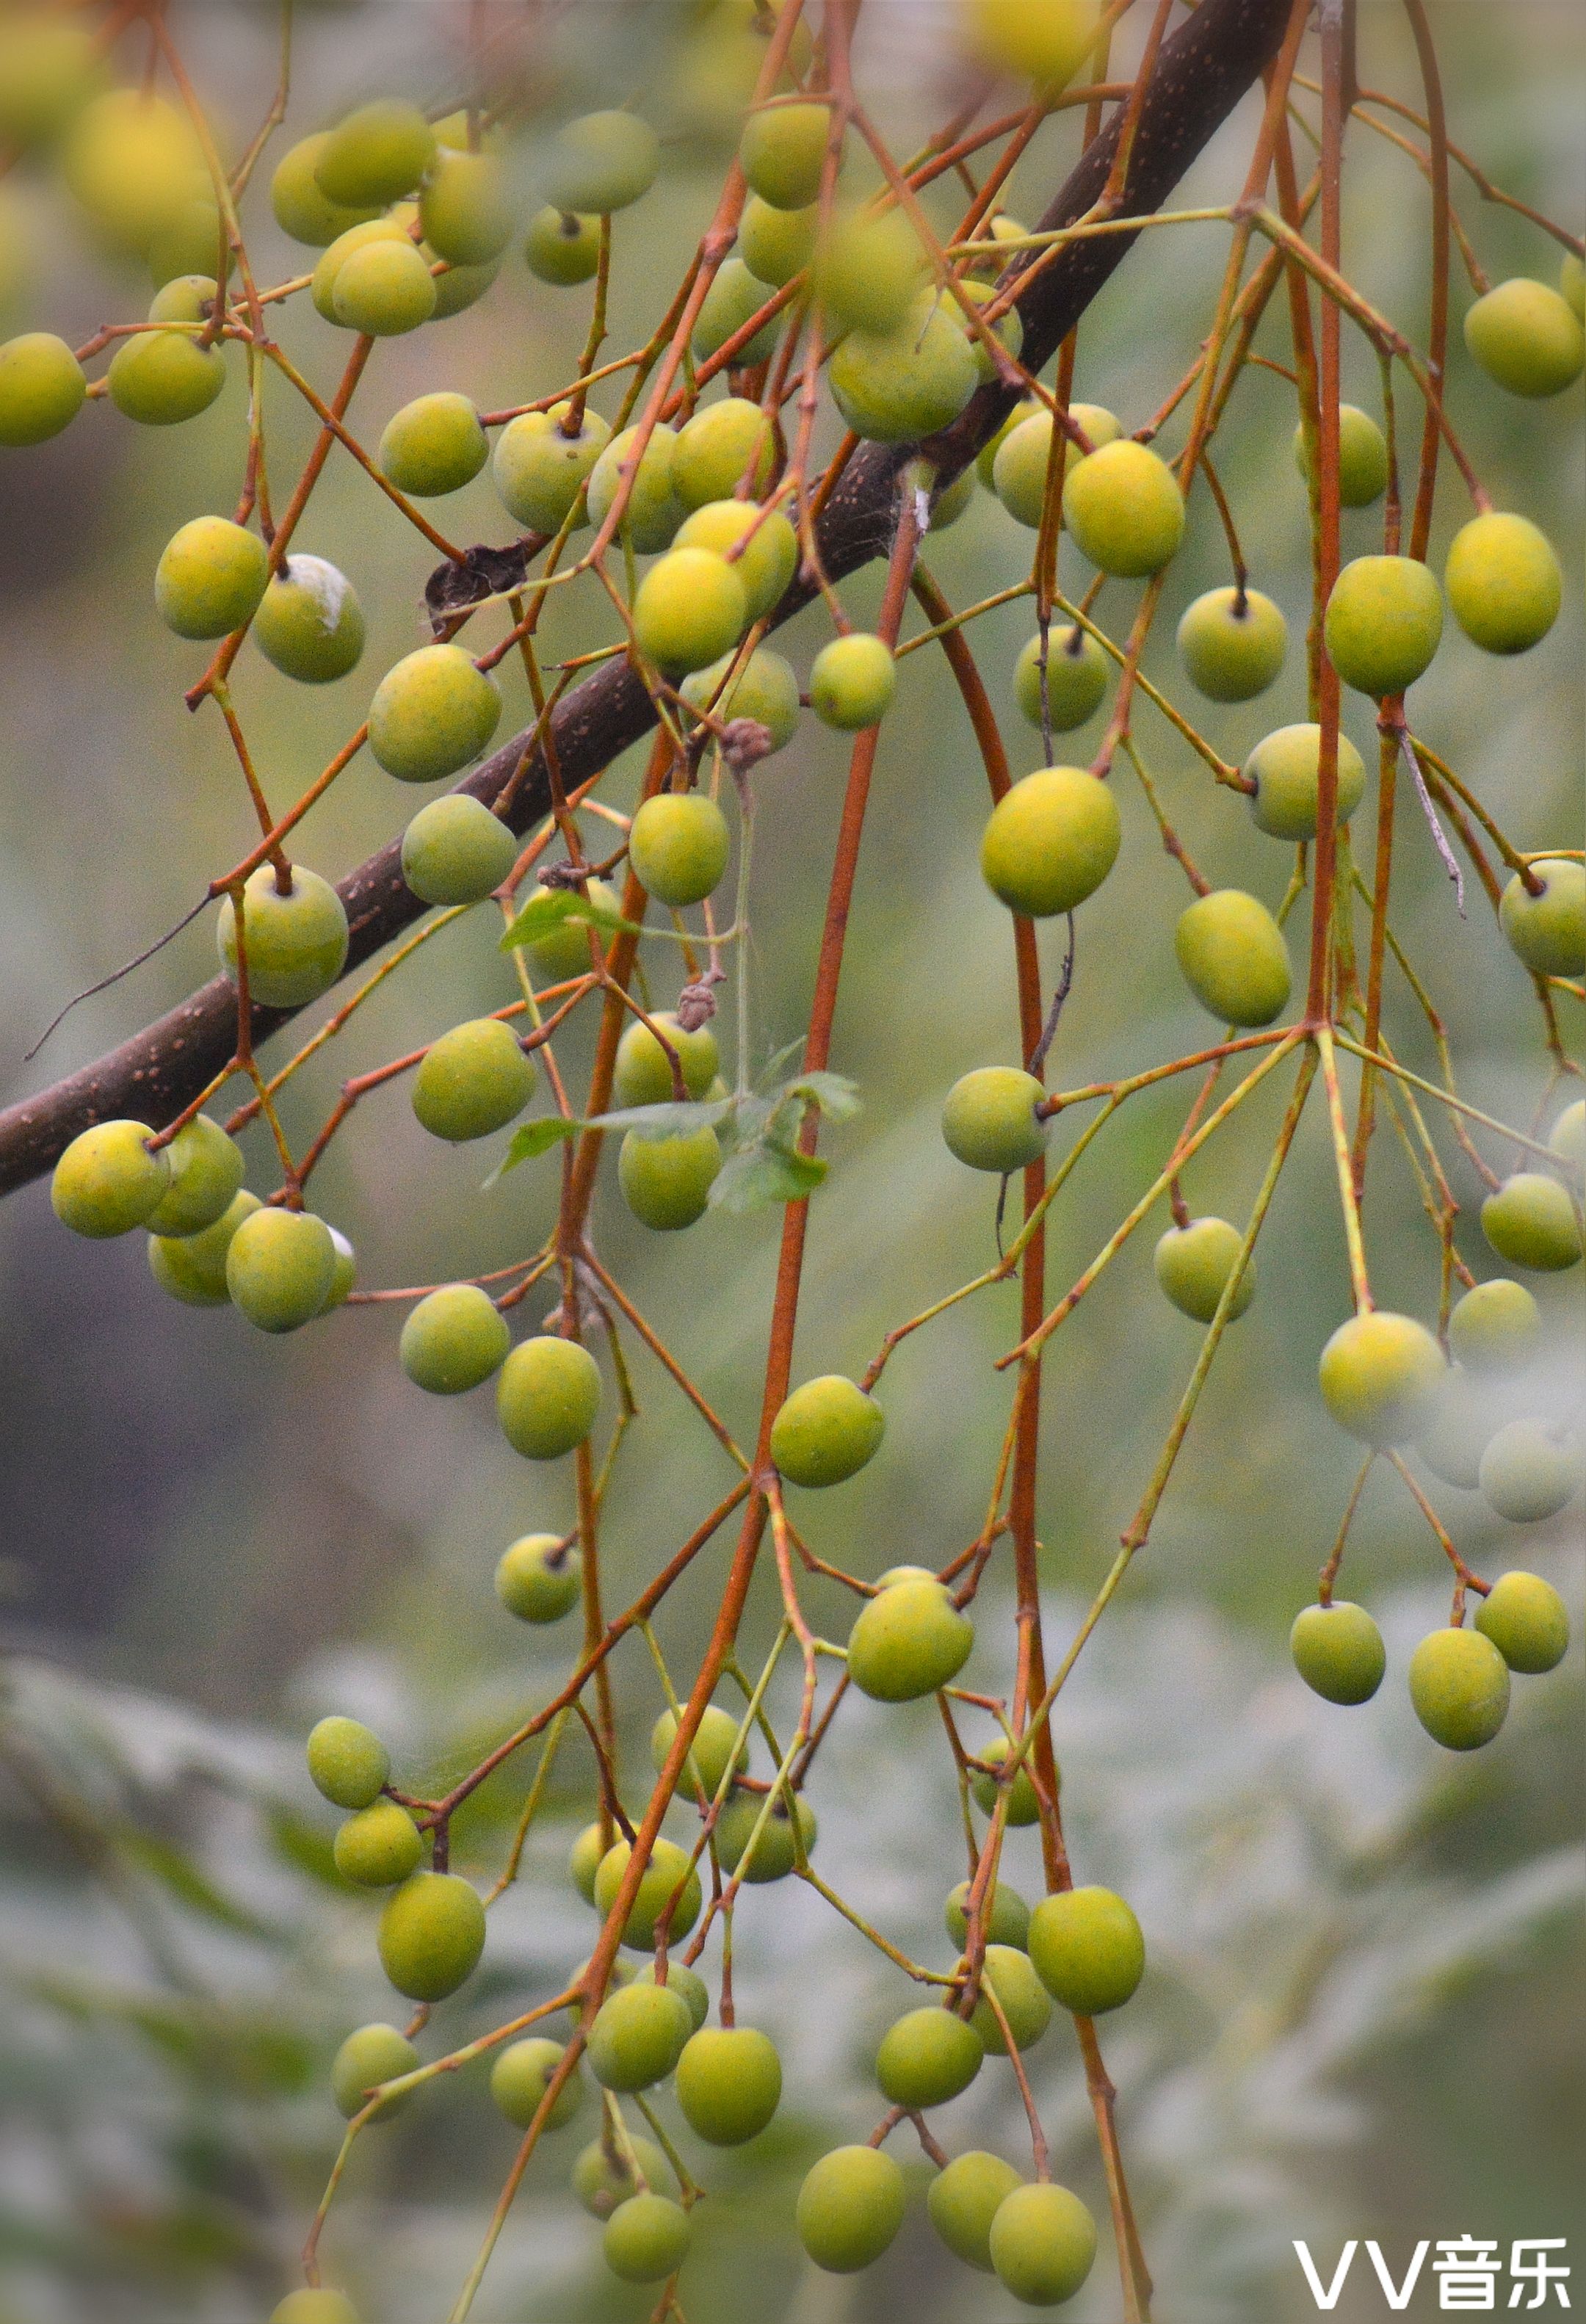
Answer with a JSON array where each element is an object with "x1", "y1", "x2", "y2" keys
[{"x1": 0, "y1": 3, "x2": 1581, "y2": 2320}]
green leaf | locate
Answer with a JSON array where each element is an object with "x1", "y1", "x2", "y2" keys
[
  {"x1": 709, "y1": 1142, "x2": 828, "y2": 1214},
  {"x1": 786, "y1": 1070, "x2": 861, "y2": 1123},
  {"x1": 585, "y1": 1097, "x2": 737, "y2": 1137},
  {"x1": 485, "y1": 1116, "x2": 580, "y2": 1185},
  {"x1": 499, "y1": 887, "x2": 637, "y2": 952}
]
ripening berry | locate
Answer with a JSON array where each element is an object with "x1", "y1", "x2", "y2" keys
[
  {"x1": 1551, "y1": 1100, "x2": 1585, "y2": 1169},
  {"x1": 740, "y1": 101, "x2": 830, "y2": 209},
  {"x1": 1474, "y1": 1571, "x2": 1571, "y2": 1673},
  {"x1": 619, "y1": 1124, "x2": 723, "y2": 1231},
  {"x1": 813, "y1": 207, "x2": 925, "y2": 336},
  {"x1": 543, "y1": 111, "x2": 659, "y2": 214},
  {"x1": 809, "y1": 633, "x2": 897, "y2": 729},
  {"x1": 493, "y1": 402, "x2": 610, "y2": 533},
  {"x1": 154, "y1": 516, "x2": 268, "y2": 640},
  {"x1": 740, "y1": 193, "x2": 816, "y2": 288},
  {"x1": 651, "y1": 1704, "x2": 745, "y2": 1798},
  {"x1": 829, "y1": 304, "x2": 979, "y2": 444},
  {"x1": 612, "y1": 1012, "x2": 719, "y2": 1107},
  {"x1": 1499, "y1": 858, "x2": 1586, "y2": 980},
  {"x1": 594, "y1": 1836, "x2": 703, "y2": 1950},
  {"x1": 988, "y1": 2180, "x2": 1098, "y2": 2308},
  {"x1": 411, "y1": 1018, "x2": 535, "y2": 1142},
  {"x1": 1463, "y1": 277, "x2": 1585, "y2": 397},
  {"x1": 797, "y1": 2144, "x2": 908, "y2": 2273},
  {"x1": 568, "y1": 1822, "x2": 606, "y2": 1905},
  {"x1": 217, "y1": 863, "x2": 349, "y2": 1007},
  {"x1": 604, "y1": 2192, "x2": 691, "y2": 2284},
  {"x1": 1013, "y1": 628, "x2": 1109, "y2": 734},
  {"x1": 692, "y1": 259, "x2": 781, "y2": 367},
  {"x1": 1174, "y1": 889, "x2": 1292, "y2": 1027},
  {"x1": 1154, "y1": 1217, "x2": 1255, "y2": 1324},
  {"x1": 848, "y1": 1574, "x2": 974, "y2": 1702},
  {"x1": 631, "y1": 546, "x2": 747, "y2": 675},
  {"x1": 572, "y1": 2135, "x2": 673, "y2": 2218},
  {"x1": 379, "y1": 392, "x2": 488, "y2": 498},
  {"x1": 334, "y1": 1798, "x2": 423, "y2": 1888},
  {"x1": 958, "y1": 0, "x2": 1098, "y2": 90},
  {"x1": 980, "y1": 765, "x2": 1121, "y2": 919},
  {"x1": 1444, "y1": 512, "x2": 1561, "y2": 655},
  {"x1": 490, "y1": 2035, "x2": 583, "y2": 2129},
  {"x1": 330, "y1": 2022, "x2": 418, "y2": 2119},
  {"x1": 1289, "y1": 1601, "x2": 1386, "y2": 1706},
  {"x1": 1408, "y1": 1626, "x2": 1510, "y2": 1751},
  {"x1": 1448, "y1": 1278, "x2": 1541, "y2": 1372},
  {"x1": 51, "y1": 1121, "x2": 170, "y2": 1239},
  {"x1": 149, "y1": 1190, "x2": 260, "y2": 1306},
  {"x1": 1063, "y1": 439, "x2": 1184, "y2": 576},
  {"x1": 1481, "y1": 1172, "x2": 1582, "y2": 1272},
  {"x1": 225, "y1": 1206, "x2": 337, "y2": 1333},
  {"x1": 929, "y1": 2151, "x2": 1024, "y2": 2273},
  {"x1": 1027, "y1": 1884, "x2": 1145, "y2": 2014},
  {"x1": 0, "y1": 15, "x2": 101, "y2": 151},
  {"x1": 253, "y1": 554, "x2": 366, "y2": 684},
  {"x1": 271, "y1": 2294, "x2": 360, "y2": 2324},
  {"x1": 1244, "y1": 723, "x2": 1367, "y2": 842},
  {"x1": 634, "y1": 1959, "x2": 710, "y2": 2028},
  {"x1": 946, "y1": 1879, "x2": 1030, "y2": 1952},
  {"x1": 1176, "y1": 586, "x2": 1288, "y2": 703},
  {"x1": 316, "y1": 101, "x2": 435, "y2": 207},
  {"x1": 967, "y1": 1944, "x2": 1052, "y2": 2056},
  {"x1": 1479, "y1": 1418, "x2": 1580, "y2": 1525},
  {"x1": 875, "y1": 2005, "x2": 984, "y2": 2108},
  {"x1": 0, "y1": 332, "x2": 87, "y2": 446},
  {"x1": 144, "y1": 1114, "x2": 245, "y2": 1237},
  {"x1": 106, "y1": 329, "x2": 226, "y2": 426},
  {"x1": 370, "y1": 643, "x2": 501, "y2": 783},
  {"x1": 61, "y1": 89, "x2": 200, "y2": 255},
  {"x1": 941, "y1": 1068, "x2": 1047, "y2": 1175},
  {"x1": 1319, "y1": 1310, "x2": 1445, "y2": 1447},
  {"x1": 681, "y1": 647, "x2": 800, "y2": 753},
  {"x1": 378, "y1": 1869, "x2": 486, "y2": 2000},
  {"x1": 587, "y1": 1980, "x2": 693, "y2": 2090},
  {"x1": 676, "y1": 2024, "x2": 782, "y2": 2144},
  {"x1": 399, "y1": 1284, "x2": 510, "y2": 1394},
  {"x1": 496, "y1": 1335, "x2": 602, "y2": 1460},
  {"x1": 495, "y1": 1532, "x2": 582, "y2": 1623},
  {"x1": 629, "y1": 792, "x2": 732, "y2": 905},
  {"x1": 270, "y1": 132, "x2": 382, "y2": 245},
  {"x1": 1292, "y1": 403, "x2": 1390, "y2": 507},
  {"x1": 714, "y1": 1785, "x2": 816, "y2": 1881},
  {"x1": 1324, "y1": 556, "x2": 1444, "y2": 697},
  {"x1": 518, "y1": 876, "x2": 621, "y2": 983},
  {"x1": 524, "y1": 206, "x2": 601, "y2": 284},
  {"x1": 401, "y1": 795, "x2": 519, "y2": 907},
  {"x1": 674, "y1": 496, "x2": 797, "y2": 622},
  {"x1": 147, "y1": 273, "x2": 218, "y2": 327},
  {"x1": 992, "y1": 405, "x2": 1122, "y2": 527},
  {"x1": 671, "y1": 397, "x2": 775, "y2": 510},
  {"x1": 311, "y1": 217, "x2": 409, "y2": 321},
  {"x1": 419, "y1": 148, "x2": 512, "y2": 266},
  {"x1": 770, "y1": 1374, "x2": 885, "y2": 1488},
  {"x1": 307, "y1": 1715, "x2": 389, "y2": 1809}
]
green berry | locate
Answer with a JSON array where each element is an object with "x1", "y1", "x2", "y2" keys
[
  {"x1": 1563, "y1": 253, "x2": 1585, "y2": 322},
  {"x1": 692, "y1": 258, "x2": 781, "y2": 367},
  {"x1": 490, "y1": 2035, "x2": 582, "y2": 2129},
  {"x1": 1464, "y1": 278, "x2": 1585, "y2": 397},
  {"x1": 144, "y1": 1115, "x2": 245, "y2": 1237},
  {"x1": 829, "y1": 304, "x2": 979, "y2": 443},
  {"x1": 981, "y1": 765, "x2": 1121, "y2": 919},
  {"x1": 587, "y1": 1980, "x2": 692, "y2": 2090},
  {"x1": 496, "y1": 1335, "x2": 602, "y2": 1460},
  {"x1": 960, "y1": 0, "x2": 1096, "y2": 85},
  {"x1": 1551, "y1": 1099, "x2": 1585, "y2": 1169},
  {"x1": 1154, "y1": 1217, "x2": 1255, "y2": 1324},
  {"x1": 634, "y1": 1960, "x2": 711, "y2": 2030},
  {"x1": 672, "y1": 397, "x2": 775, "y2": 510},
  {"x1": 1176, "y1": 585, "x2": 1288, "y2": 702},
  {"x1": 970, "y1": 1737, "x2": 1046, "y2": 1825},
  {"x1": 270, "y1": 131, "x2": 382, "y2": 245},
  {"x1": 848, "y1": 1574, "x2": 974, "y2": 1701},
  {"x1": 1448, "y1": 1278, "x2": 1541, "y2": 1372},
  {"x1": 401, "y1": 795, "x2": 519, "y2": 906},
  {"x1": 631, "y1": 546, "x2": 746, "y2": 675},
  {"x1": 419, "y1": 148, "x2": 511, "y2": 267},
  {"x1": 369, "y1": 643, "x2": 501, "y2": 782},
  {"x1": 311, "y1": 217, "x2": 408, "y2": 321},
  {"x1": 493, "y1": 402, "x2": 611, "y2": 533},
  {"x1": 543, "y1": 112, "x2": 659, "y2": 214},
  {"x1": 145, "y1": 198, "x2": 220, "y2": 289},
  {"x1": 770, "y1": 1374, "x2": 884, "y2": 1488},
  {"x1": 740, "y1": 101, "x2": 830, "y2": 209},
  {"x1": 1027, "y1": 1884, "x2": 1145, "y2": 2014},
  {"x1": 307, "y1": 1715, "x2": 389, "y2": 1809},
  {"x1": 106, "y1": 328, "x2": 225, "y2": 426},
  {"x1": 612, "y1": 1012, "x2": 720, "y2": 1107},
  {"x1": 967, "y1": 1944, "x2": 1052, "y2": 2056},
  {"x1": 945, "y1": 1879, "x2": 1030, "y2": 1952},
  {"x1": 271, "y1": 2295, "x2": 359, "y2": 2324},
  {"x1": 378, "y1": 1869, "x2": 486, "y2": 2000},
  {"x1": 676, "y1": 2024, "x2": 782, "y2": 2144},
  {"x1": 797, "y1": 2144, "x2": 908, "y2": 2273},
  {"x1": 1174, "y1": 888, "x2": 1292, "y2": 1027},
  {"x1": 977, "y1": 394, "x2": 1044, "y2": 492},
  {"x1": 1244, "y1": 723, "x2": 1367, "y2": 841},
  {"x1": 335, "y1": 1799, "x2": 423, "y2": 1888},
  {"x1": 875, "y1": 2005, "x2": 983, "y2": 2107},
  {"x1": 604, "y1": 2191, "x2": 691, "y2": 2283},
  {"x1": 148, "y1": 1189, "x2": 260, "y2": 1306},
  {"x1": 316, "y1": 101, "x2": 435, "y2": 207},
  {"x1": 495, "y1": 1532, "x2": 582, "y2": 1622},
  {"x1": 379, "y1": 391, "x2": 488, "y2": 497},
  {"x1": 1289, "y1": 1602, "x2": 1386, "y2": 1706},
  {"x1": 524, "y1": 206, "x2": 601, "y2": 284},
  {"x1": 714, "y1": 1785, "x2": 816, "y2": 1881},
  {"x1": 426, "y1": 242, "x2": 499, "y2": 321},
  {"x1": 412, "y1": 1018, "x2": 535, "y2": 1142},
  {"x1": 929, "y1": 2151, "x2": 1024, "y2": 2272},
  {"x1": 253, "y1": 554, "x2": 366, "y2": 683},
  {"x1": 681, "y1": 646, "x2": 800, "y2": 752},
  {"x1": 1062, "y1": 439, "x2": 1184, "y2": 576},
  {"x1": 61, "y1": 88, "x2": 200, "y2": 255},
  {"x1": 1319, "y1": 1310, "x2": 1445, "y2": 1447},
  {"x1": 154, "y1": 515, "x2": 267, "y2": 640},
  {"x1": 929, "y1": 467, "x2": 978, "y2": 530},
  {"x1": 942, "y1": 1068, "x2": 1047, "y2": 1175},
  {"x1": 1474, "y1": 1571, "x2": 1571, "y2": 1673},
  {"x1": 217, "y1": 863, "x2": 349, "y2": 1007},
  {"x1": 1478, "y1": 1418, "x2": 1579, "y2": 1524},
  {"x1": 1325, "y1": 555, "x2": 1444, "y2": 697},
  {"x1": 147, "y1": 273, "x2": 217, "y2": 326},
  {"x1": 0, "y1": 15, "x2": 100, "y2": 151},
  {"x1": 1499, "y1": 858, "x2": 1586, "y2": 980},
  {"x1": 651, "y1": 1704, "x2": 745, "y2": 1799},
  {"x1": 399, "y1": 1284, "x2": 510, "y2": 1394},
  {"x1": 1013, "y1": 628, "x2": 1108, "y2": 733},
  {"x1": 991, "y1": 405, "x2": 1122, "y2": 526},
  {"x1": 629, "y1": 792, "x2": 732, "y2": 905},
  {"x1": 51, "y1": 1120, "x2": 169, "y2": 1238},
  {"x1": 225, "y1": 1206, "x2": 337, "y2": 1332},
  {"x1": 1413, "y1": 1364, "x2": 1493, "y2": 1491},
  {"x1": 572, "y1": 2135, "x2": 673, "y2": 2218},
  {"x1": 1481, "y1": 1172, "x2": 1582, "y2": 1272},
  {"x1": 1408, "y1": 1626, "x2": 1510, "y2": 1751},
  {"x1": 618, "y1": 1124, "x2": 723, "y2": 1230},
  {"x1": 814, "y1": 207, "x2": 925, "y2": 336},
  {"x1": 569, "y1": 1822, "x2": 606, "y2": 1905},
  {"x1": 323, "y1": 1228, "x2": 358, "y2": 1313},
  {"x1": 740, "y1": 193, "x2": 816, "y2": 287},
  {"x1": 809, "y1": 632, "x2": 897, "y2": 729},
  {"x1": 0, "y1": 331, "x2": 86, "y2": 445},
  {"x1": 594, "y1": 1836, "x2": 702, "y2": 1950},
  {"x1": 518, "y1": 875, "x2": 621, "y2": 982},
  {"x1": 330, "y1": 2022, "x2": 418, "y2": 2119},
  {"x1": 1445, "y1": 512, "x2": 1561, "y2": 654},
  {"x1": 988, "y1": 2180, "x2": 1098, "y2": 2308},
  {"x1": 674, "y1": 497, "x2": 797, "y2": 621},
  {"x1": 1292, "y1": 404, "x2": 1390, "y2": 507}
]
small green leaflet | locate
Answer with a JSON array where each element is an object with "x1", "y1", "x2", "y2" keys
[
  {"x1": 485, "y1": 1116, "x2": 579, "y2": 1185},
  {"x1": 499, "y1": 887, "x2": 639, "y2": 953},
  {"x1": 786, "y1": 1070, "x2": 861, "y2": 1123},
  {"x1": 584, "y1": 1097, "x2": 736, "y2": 1136},
  {"x1": 709, "y1": 1141, "x2": 828, "y2": 1214}
]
